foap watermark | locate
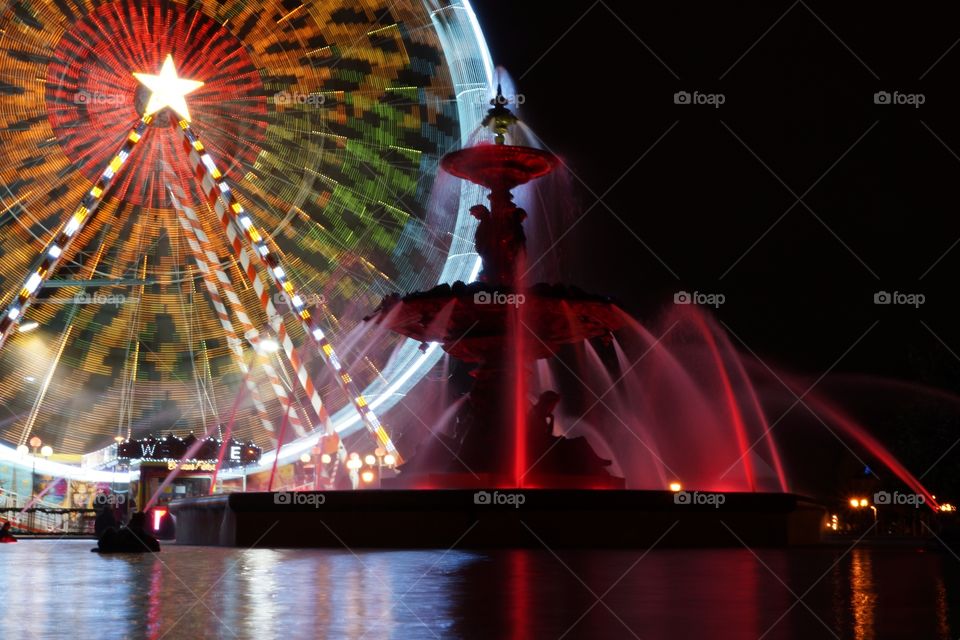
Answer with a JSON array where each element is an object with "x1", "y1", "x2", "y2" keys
[
  {"x1": 70, "y1": 293, "x2": 132, "y2": 306},
  {"x1": 473, "y1": 490, "x2": 526, "y2": 508},
  {"x1": 474, "y1": 291, "x2": 525, "y2": 307},
  {"x1": 674, "y1": 90, "x2": 725, "y2": 108},
  {"x1": 874, "y1": 291, "x2": 925, "y2": 308},
  {"x1": 273, "y1": 292, "x2": 326, "y2": 307},
  {"x1": 873, "y1": 91, "x2": 925, "y2": 108},
  {"x1": 274, "y1": 492, "x2": 326, "y2": 508},
  {"x1": 674, "y1": 491, "x2": 726, "y2": 508},
  {"x1": 274, "y1": 91, "x2": 326, "y2": 107},
  {"x1": 874, "y1": 490, "x2": 925, "y2": 508},
  {"x1": 93, "y1": 493, "x2": 126, "y2": 507},
  {"x1": 674, "y1": 290, "x2": 725, "y2": 308},
  {"x1": 487, "y1": 91, "x2": 525, "y2": 107},
  {"x1": 74, "y1": 90, "x2": 127, "y2": 106}
]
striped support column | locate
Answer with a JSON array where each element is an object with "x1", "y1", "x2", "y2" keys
[
  {"x1": 175, "y1": 119, "x2": 402, "y2": 462},
  {"x1": 170, "y1": 190, "x2": 278, "y2": 437},
  {"x1": 169, "y1": 186, "x2": 310, "y2": 438}
]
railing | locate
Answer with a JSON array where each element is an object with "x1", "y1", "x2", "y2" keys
[{"x1": 0, "y1": 487, "x2": 97, "y2": 535}]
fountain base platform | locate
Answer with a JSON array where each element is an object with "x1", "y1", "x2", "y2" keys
[{"x1": 169, "y1": 490, "x2": 825, "y2": 548}]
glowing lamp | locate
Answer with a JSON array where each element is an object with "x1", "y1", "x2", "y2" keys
[
  {"x1": 299, "y1": 453, "x2": 311, "y2": 464},
  {"x1": 669, "y1": 482, "x2": 682, "y2": 492},
  {"x1": 259, "y1": 339, "x2": 280, "y2": 354},
  {"x1": 849, "y1": 498, "x2": 861, "y2": 508},
  {"x1": 383, "y1": 454, "x2": 396, "y2": 466},
  {"x1": 18, "y1": 321, "x2": 39, "y2": 333},
  {"x1": 40, "y1": 445, "x2": 52, "y2": 457},
  {"x1": 360, "y1": 470, "x2": 375, "y2": 484},
  {"x1": 320, "y1": 453, "x2": 332, "y2": 464},
  {"x1": 859, "y1": 498, "x2": 869, "y2": 507},
  {"x1": 364, "y1": 454, "x2": 376, "y2": 466}
]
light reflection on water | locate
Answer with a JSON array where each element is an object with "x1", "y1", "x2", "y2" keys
[{"x1": 0, "y1": 540, "x2": 956, "y2": 639}]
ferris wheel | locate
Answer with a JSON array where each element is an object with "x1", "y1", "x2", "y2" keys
[{"x1": 0, "y1": 0, "x2": 494, "y2": 481}]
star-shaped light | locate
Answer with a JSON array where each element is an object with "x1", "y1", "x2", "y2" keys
[{"x1": 133, "y1": 54, "x2": 204, "y2": 121}]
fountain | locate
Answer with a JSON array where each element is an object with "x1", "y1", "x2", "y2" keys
[
  {"x1": 168, "y1": 88, "x2": 846, "y2": 548},
  {"x1": 366, "y1": 85, "x2": 626, "y2": 489}
]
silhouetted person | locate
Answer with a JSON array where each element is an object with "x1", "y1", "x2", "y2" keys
[
  {"x1": 96, "y1": 511, "x2": 160, "y2": 553},
  {"x1": 94, "y1": 503, "x2": 117, "y2": 537}
]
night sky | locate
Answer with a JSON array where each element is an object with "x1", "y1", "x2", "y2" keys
[{"x1": 470, "y1": 1, "x2": 960, "y2": 493}]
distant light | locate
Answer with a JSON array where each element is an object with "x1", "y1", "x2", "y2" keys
[
  {"x1": 849, "y1": 498, "x2": 861, "y2": 508},
  {"x1": 941, "y1": 503, "x2": 956, "y2": 512},
  {"x1": 360, "y1": 470, "x2": 375, "y2": 484},
  {"x1": 40, "y1": 445, "x2": 53, "y2": 457},
  {"x1": 18, "y1": 321, "x2": 39, "y2": 333},
  {"x1": 15, "y1": 444, "x2": 28, "y2": 457},
  {"x1": 669, "y1": 482, "x2": 682, "y2": 492},
  {"x1": 859, "y1": 498, "x2": 869, "y2": 507},
  {"x1": 299, "y1": 453, "x2": 311, "y2": 464},
  {"x1": 320, "y1": 453, "x2": 332, "y2": 464},
  {"x1": 29, "y1": 436, "x2": 41, "y2": 449},
  {"x1": 259, "y1": 339, "x2": 279, "y2": 354},
  {"x1": 364, "y1": 454, "x2": 376, "y2": 466},
  {"x1": 346, "y1": 458, "x2": 361, "y2": 470},
  {"x1": 349, "y1": 452, "x2": 360, "y2": 460},
  {"x1": 24, "y1": 376, "x2": 36, "y2": 383},
  {"x1": 383, "y1": 454, "x2": 396, "y2": 466}
]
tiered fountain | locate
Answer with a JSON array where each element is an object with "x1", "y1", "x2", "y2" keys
[
  {"x1": 368, "y1": 87, "x2": 626, "y2": 488},
  {"x1": 171, "y1": 89, "x2": 827, "y2": 548}
]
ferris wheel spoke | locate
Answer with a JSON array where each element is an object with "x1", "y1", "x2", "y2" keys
[{"x1": 0, "y1": 114, "x2": 152, "y2": 350}]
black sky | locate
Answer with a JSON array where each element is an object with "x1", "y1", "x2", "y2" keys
[{"x1": 470, "y1": 1, "x2": 960, "y2": 395}]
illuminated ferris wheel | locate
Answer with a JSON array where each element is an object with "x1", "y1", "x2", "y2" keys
[{"x1": 0, "y1": 0, "x2": 494, "y2": 481}]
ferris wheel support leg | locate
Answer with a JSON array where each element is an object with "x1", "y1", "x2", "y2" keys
[
  {"x1": 0, "y1": 116, "x2": 153, "y2": 351},
  {"x1": 168, "y1": 185, "x2": 310, "y2": 438},
  {"x1": 175, "y1": 119, "x2": 402, "y2": 463},
  {"x1": 170, "y1": 189, "x2": 279, "y2": 439}
]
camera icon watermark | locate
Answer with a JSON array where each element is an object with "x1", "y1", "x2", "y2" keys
[
  {"x1": 274, "y1": 492, "x2": 326, "y2": 508},
  {"x1": 74, "y1": 90, "x2": 126, "y2": 106},
  {"x1": 674, "y1": 491, "x2": 726, "y2": 508},
  {"x1": 873, "y1": 91, "x2": 925, "y2": 108},
  {"x1": 874, "y1": 490, "x2": 925, "y2": 508},
  {"x1": 473, "y1": 490, "x2": 526, "y2": 508},
  {"x1": 487, "y1": 92, "x2": 525, "y2": 107},
  {"x1": 274, "y1": 91, "x2": 326, "y2": 107},
  {"x1": 674, "y1": 290, "x2": 725, "y2": 308},
  {"x1": 70, "y1": 292, "x2": 131, "y2": 306},
  {"x1": 272, "y1": 292, "x2": 326, "y2": 307},
  {"x1": 474, "y1": 291, "x2": 525, "y2": 308},
  {"x1": 674, "y1": 90, "x2": 725, "y2": 108},
  {"x1": 873, "y1": 290, "x2": 925, "y2": 308}
]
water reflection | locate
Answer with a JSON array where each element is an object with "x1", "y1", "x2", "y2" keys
[
  {"x1": 0, "y1": 540, "x2": 956, "y2": 639},
  {"x1": 849, "y1": 548, "x2": 876, "y2": 640}
]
